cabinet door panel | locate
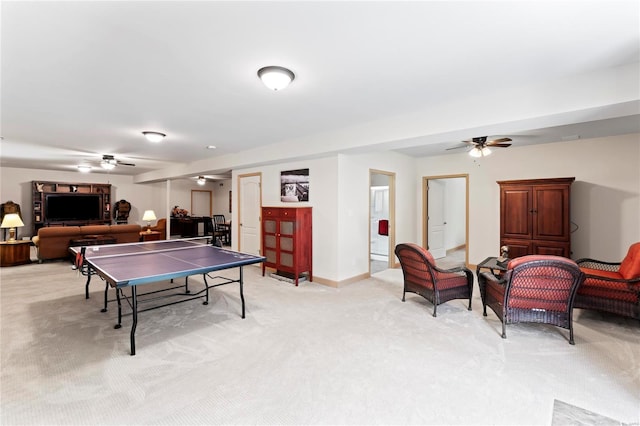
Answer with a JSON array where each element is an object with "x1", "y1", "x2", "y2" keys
[
  {"x1": 501, "y1": 188, "x2": 532, "y2": 239},
  {"x1": 264, "y1": 235, "x2": 276, "y2": 249},
  {"x1": 265, "y1": 249, "x2": 277, "y2": 264},
  {"x1": 280, "y1": 252, "x2": 294, "y2": 267},
  {"x1": 280, "y1": 236, "x2": 293, "y2": 252},
  {"x1": 533, "y1": 186, "x2": 569, "y2": 240},
  {"x1": 264, "y1": 219, "x2": 276, "y2": 234},
  {"x1": 280, "y1": 221, "x2": 294, "y2": 235},
  {"x1": 532, "y1": 241, "x2": 570, "y2": 257}
]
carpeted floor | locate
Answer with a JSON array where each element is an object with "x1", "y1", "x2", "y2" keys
[{"x1": 1, "y1": 257, "x2": 638, "y2": 425}]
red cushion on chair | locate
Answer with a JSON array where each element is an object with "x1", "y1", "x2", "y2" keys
[
  {"x1": 579, "y1": 267, "x2": 623, "y2": 280},
  {"x1": 618, "y1": 242, "x2": 640, "y2": 280},
  {"x1": 507, "y1": 255, "x2": 575, "y2": 270},
  {"x1": 405, "y1": 243, "x2": 436, "y2": 265}
]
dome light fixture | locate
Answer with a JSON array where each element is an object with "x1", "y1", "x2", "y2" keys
[
  {"x1": 77, "y1": 165, "x2": 92, "y2": 173},
  {"x1": 469, "y1": 146, "x2": 492, "y2": 158},
  {"x1": 142, "y1": 131, "x2": 166, "y2": 143},
  {"x1": 197, "y1": 176, "x2": 206, "y2": 185},
  {"x1": 257, "y1": 66, "x2": 295, "y2": 91}
]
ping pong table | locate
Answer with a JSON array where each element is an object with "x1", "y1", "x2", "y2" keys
[{"x1": 70, "y1": 238, "x2": 265, "y2": 355}]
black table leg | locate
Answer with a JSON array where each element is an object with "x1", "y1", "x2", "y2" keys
[
  {"x1": 101, "y1": 281, "x2": 109, "y2": 312},
  {"x1": 130, "y1": 286, "x2": 137, "y2": 356},
  {"x1": 240, "y1": 266, "x2": 245, "y2": 319}
]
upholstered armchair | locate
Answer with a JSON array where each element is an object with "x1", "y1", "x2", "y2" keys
[
  {"x1": 147, "y1": 218, "x2": 166, "y2": 238},
  {"x1": 394, "y1": 243, "x2": 473, "y2": 317},
  {"x1": 575, "y1": 242, "x2": 640, "y2": 319},
  {"x1": 479, "y1": 255, "x2": 584, "y2": 344}
]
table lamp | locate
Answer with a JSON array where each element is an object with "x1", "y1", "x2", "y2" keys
[
  {"x1": 142, "y1": 210, "x2": 157, "y2": 233},
  {"x1": 1, "y1": 213, "x2": 25, "y2": 242}
]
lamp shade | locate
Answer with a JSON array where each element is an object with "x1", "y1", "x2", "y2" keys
[
  {"x1": 1, "y1": 213, "x2": 24, "y2": 229},
  {"x1": 1, "y1": 213, "x2": 24, "y2": 242},
  {"x1": 142, "y1": 210, "x2": 157, "y2": 222},
  {"x1": 257, "y1": 66, "x2": 295, "y2": 91}
]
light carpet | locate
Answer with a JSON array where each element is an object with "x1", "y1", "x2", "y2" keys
[{"x1": 1, "y1": 259, "x2": 639, "y2": 425}]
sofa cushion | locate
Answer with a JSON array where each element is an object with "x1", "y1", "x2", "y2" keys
[
  {"x1": 578, "y1": 277, "x2": 638, "y2": 303},
  {"x1": 579, "y1": 267, "x2": 622, "y2": 280},
  {"x1": 79, "y1": 225, "x2": 111, "y2": 235},
  {"x1": 618, "y1": 242, "x2": 640, "y2": 280}
]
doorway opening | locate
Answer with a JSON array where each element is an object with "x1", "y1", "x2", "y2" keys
[
  {"x1": 369, "y1": 170, "x2": 396, "y2": 275},
  {"x1": 423, "y1": 174, "x2": 469, "y2": 268}
]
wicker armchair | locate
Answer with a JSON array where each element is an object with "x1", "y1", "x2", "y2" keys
[
  {"x1": 575, "y1": 242, "x2": 640, "y2": 319},
  {"x1": 394, "y1": 243, "x2": 473, "y2": 317},
  {"x1": 479, "y1": 255, "x2": 585, "y2": 344}
]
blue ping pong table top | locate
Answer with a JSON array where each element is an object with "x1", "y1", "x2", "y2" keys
[{"x1": 72, "y1": 239, "x2": 265, "y2": 287}]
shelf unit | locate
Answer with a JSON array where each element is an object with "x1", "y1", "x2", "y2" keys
[
  {"x1": 32, "y1": 181, "x2": 112, "y2": 235},
  {"x1": 261, "y1": 206, "x2": 312, "y2": 286}
]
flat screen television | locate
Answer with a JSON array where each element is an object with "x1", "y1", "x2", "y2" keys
[{"x1": 45, "y1": 194, "x2": 102, "y2": 221}]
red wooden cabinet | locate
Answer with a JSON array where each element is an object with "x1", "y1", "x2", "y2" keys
[
  {"x1": 261, "y1": 207, "x2": 312, "y2": 286},
  {"x1": 498, "y1": 177, "x2": 574, "y2": 258}
]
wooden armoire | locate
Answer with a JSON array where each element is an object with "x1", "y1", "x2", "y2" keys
[{"x1": 498, "y1": 177, "x2": 574, "y2": 259}]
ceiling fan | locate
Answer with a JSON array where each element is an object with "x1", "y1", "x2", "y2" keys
[
  {"x1": 100, "y1": 154, "x2": 136, "y2": 169},
  {"x1": 447, "y1": 136, "x2": 512, "y2": 157}
]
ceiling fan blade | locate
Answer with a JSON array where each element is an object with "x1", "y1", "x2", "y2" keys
[
  {"x1": 446, "y1": 144, "x2": 471, "y2": 151},
  {"x1": 486, "y1": 137, "x2": 512, "y2": 146},
  {"x1": 461, "y1": 140, "x2": 479, "y2": 146},
  {"x1": 491, "y1": 143, "x2": 512, "y2": 148},
  {"x1": 117, "y1": 161, "x2": 136, "y2": 166}
]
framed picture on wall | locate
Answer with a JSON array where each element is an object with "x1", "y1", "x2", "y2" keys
[{"x1": 281, "y1": 169, "x2": 309, "y2": 202}]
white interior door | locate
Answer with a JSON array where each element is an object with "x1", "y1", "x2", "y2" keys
[
  {"x1": 428, "y1": 179, "x2": 446, "y2": 259},
  {"x1": 239, "y1": 174, "x2": 261, "y2": 256}
]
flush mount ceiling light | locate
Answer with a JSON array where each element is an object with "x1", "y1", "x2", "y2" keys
[
  {"x1": 77, "y1": 165, "x2": 92, "y2": 173},
  {"x1": 257, "y1": 66, "x2": 295, "y2": 91},
  {"x1": 469, "y1": 146, "x2": 492, "y2": 158},
  {"x1": 197, "y1": 176, "x2": 206, "y2": 185},
  {"x1": 142, "y1": 131, "x2": 166, "y2": 143}
]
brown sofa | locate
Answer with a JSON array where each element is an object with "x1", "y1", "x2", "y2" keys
[{"x1": 32, "y1": 224, "x2": 141, "y2": 261}]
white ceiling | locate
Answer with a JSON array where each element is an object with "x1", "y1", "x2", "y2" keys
[{"x1": 2, "y1": 1, "x2": 639, "y2": 179}]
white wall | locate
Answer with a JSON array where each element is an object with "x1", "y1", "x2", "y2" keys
[
  {"x1": 233, "y1": 156, "x2": 340, "y2": 281},
  {"x1": 415, "y1": 133, "x2": 640, "y2": 263},
  {"x1": 213, "y1": 179, "x2": 232, "y2": 219},
  {"x1": 338, "y1": 151, "x2": 417, "y2": 280}
]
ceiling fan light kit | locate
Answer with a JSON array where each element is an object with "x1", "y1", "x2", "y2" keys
[
  {"x1": 100, "y1": 160, "x2": 116, "y2": 170},
  {"x1": 257, "y1": 66, "x2": 295, "y2": 91},
  {"x1": 469, "y1": 146, "x2": 492, "y2": 157},
  {"x1": 142, "y1": 131, "x2": 166, "y2": 143},
  {"x1": 197, "y1": 176, "x2": 206, "y2": 185}
]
